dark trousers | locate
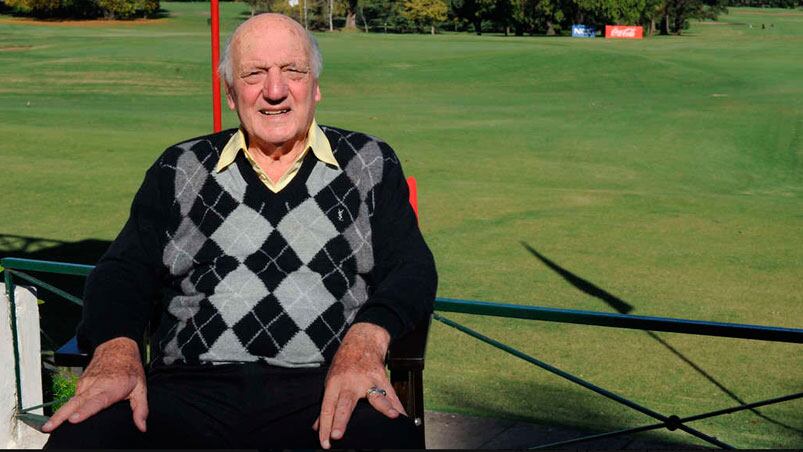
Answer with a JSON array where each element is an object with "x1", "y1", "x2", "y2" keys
[{"x1": 45, "y1": 362, "x2": 419, "y2": 449}]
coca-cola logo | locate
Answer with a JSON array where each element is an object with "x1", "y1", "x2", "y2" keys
[
  {"x1": 611, "y1": 28, "x2": 636, "y2": 37},
  {"x1": 605, "y1": 25, "x2": 643, "y2": 39}
]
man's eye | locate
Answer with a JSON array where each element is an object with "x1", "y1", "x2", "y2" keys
[
  {"x1": 242, "y1": 71, "x2": 265, "y2": 83},
  {"x1": 283, "y1": 67, "x2": 308, "y2": 80}
]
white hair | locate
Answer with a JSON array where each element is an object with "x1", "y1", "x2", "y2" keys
[{"x1": 218, "y1": 15, "x2": 323, "y2": 86}]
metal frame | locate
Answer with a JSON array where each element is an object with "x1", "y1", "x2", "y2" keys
[
  {"x1": 3, "y1": 269, "x2": 23, "y2": 413},
  {"x1": 433, "y1": 312, "x2": 802, "y2": 449}
]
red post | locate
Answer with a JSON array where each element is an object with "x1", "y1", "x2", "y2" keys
[
  {"x1": 406, "y1": 176, "x2": 418, "y2": 221},
  {"x1": 210, "y1": 0, "x2": 222, "y2": 132}
]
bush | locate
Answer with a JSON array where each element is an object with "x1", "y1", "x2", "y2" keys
[
  {"x1": 5, "y1": 0, "x2": 62, "y2": 17},
  {"x1": 64, "y1": 0, "x2": 102, "y2": 18},
  {"x1": 5, "y1": 0, "x2": 158, "y2": 19},
  {"x1": 51, "y1": 368, "x2": 78, "y2": 412},
  {"x1": 98, "y1": 0, "x2": 157, "y2": 18}
]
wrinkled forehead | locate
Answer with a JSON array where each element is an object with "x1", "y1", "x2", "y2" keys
[{"x1": 232, "y1": 17, "x2": 311, "y2": 67}]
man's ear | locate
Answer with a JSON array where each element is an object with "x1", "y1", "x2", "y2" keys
[
  {"x1": 314, "y1": 83, "x2": 322, "y2": 103},
  {"x1": 225, "y1": 83, "x2": 236, "y2": 111}
]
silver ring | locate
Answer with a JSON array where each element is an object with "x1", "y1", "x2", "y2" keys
[{"x1": 366, "y1": 386, "x2": 387, "y2": 397}]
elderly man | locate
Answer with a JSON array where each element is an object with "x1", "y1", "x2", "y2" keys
[{"x1": 43, "y1": 13, "x2": 436, "y2": 449}]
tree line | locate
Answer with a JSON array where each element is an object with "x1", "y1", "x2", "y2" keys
[
  {"x1": 247, "y1": 0, "x2": 799, "y2": 36},
  {"x1": 1, "y1": 0, "x2": 799, "y2": 32},
  {"x1": 1, "y1": 0, "x2": 159, "y2": 18}
]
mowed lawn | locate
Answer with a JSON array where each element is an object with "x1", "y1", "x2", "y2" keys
[{"x1": 1, "y1": 4, "x2": 801, "y2": 447}]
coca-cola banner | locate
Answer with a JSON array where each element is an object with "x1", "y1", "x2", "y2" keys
[{"x1": 605, "y1": 25, "x2": 643, "y2": 39}]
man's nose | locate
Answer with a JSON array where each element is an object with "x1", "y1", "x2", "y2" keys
[{"x1": 262, "y1": 67, "x2": 288, "y2": 101}]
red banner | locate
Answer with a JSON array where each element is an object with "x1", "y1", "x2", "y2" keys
[{"x1": 605, "y1": 25, "x2": 643, "y2": 39}]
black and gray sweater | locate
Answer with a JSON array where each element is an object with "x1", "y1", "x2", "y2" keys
[{"x1": 77, "y1": 126, "x2": 437, "y2": 368}]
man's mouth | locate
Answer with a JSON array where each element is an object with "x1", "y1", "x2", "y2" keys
[{"x1": 259, "y1": 109, "x2": 289, "y2": 116}]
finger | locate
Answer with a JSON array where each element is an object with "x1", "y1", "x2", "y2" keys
[
  {"x1": 366, "y1": 390, "x2": 399, "y2": 419},
  {"x1": 67, "y1": 392, "x2": 112, "y2": 424},
  {"x1": 312, "y1": 417, "x2": 319, "y2": 431},
  {"x1": 385, "y1": 389, "x2": 407, "y2": 416},
  {"x1": 41, "y1": 396, "x2": 82, "y2": 432},
  {"x1": 318, "y1": 384, "x2": 340, "y2": 449},
  {"x1": 330, "y1": 393, "x2": 357, "y2": 440},
  {"x1": 129, "y1": 386, "x2": 149, "y2": 433},
  {"x1": 379, "y1": 384, "x2": 406, "y2": 415}
]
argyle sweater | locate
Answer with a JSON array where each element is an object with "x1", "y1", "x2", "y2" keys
[{"x1": 77, "y1": 126, "x2": 437, "y2": 368}]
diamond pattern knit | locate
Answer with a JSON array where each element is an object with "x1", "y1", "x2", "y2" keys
[{"x1": 78, "y1": 126, "x2": 437, "y2": 368}]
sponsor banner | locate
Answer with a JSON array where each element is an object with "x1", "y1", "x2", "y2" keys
[
  {"x1": 571, "y1": 24, "x2": 596, "y2": 38},
  {"x1": 605, "y1": 25, "x2": 643, "y2": 39}
]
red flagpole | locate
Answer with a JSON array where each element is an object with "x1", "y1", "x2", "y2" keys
[{"x1": 211, "y1": 0, "x2": 222, "y2": 132}]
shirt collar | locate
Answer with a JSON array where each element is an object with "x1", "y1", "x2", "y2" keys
[{"x1": 214, "y1": 119, "x2": 338, "y2": 173}]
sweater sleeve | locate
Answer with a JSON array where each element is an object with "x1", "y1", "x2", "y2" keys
[
  {"x1": 76, "y1": 162, "x2": 167, "y2": 354},
  {"x1": 353, "y1": 144, "x2": 437, "y2": 340}
]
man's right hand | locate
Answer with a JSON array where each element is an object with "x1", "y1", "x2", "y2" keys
[{"x1": 42, "y1": 337, "x2": 148, "y2": 433}]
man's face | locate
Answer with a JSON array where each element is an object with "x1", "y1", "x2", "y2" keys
[{"x1": 225, "y1": 15, "x2": 321, "y2": 151}]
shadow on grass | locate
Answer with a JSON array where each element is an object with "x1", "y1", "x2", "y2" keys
[
  {"x1": 432, "y1": 375, "x2": 705, "y2": 449},
  {"x1": 519, "y1": 241, "x2": 803, "y2": 436},
  {"x1": 0, "y1": 233, "x2": 110, "y2": 348},
  {"x1": 150, "y1": 8, "x2": 170, "y2": 20}
]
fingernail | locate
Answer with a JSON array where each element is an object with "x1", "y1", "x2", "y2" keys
[
  {"x1": 42, "y1": 421, "x2": 52, "y2": 431},
  {"x1": 69, "y1": 413, "x2": 80, "y2": 422},
  {"x1": 323, "y1": 440, "x2": 330, "y2": 449},
  {"x1": 332, "y1": 429, "x2": 342, "y2": 438}
]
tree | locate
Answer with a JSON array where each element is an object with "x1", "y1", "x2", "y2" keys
[
  {"x1": 450, "y1": 0, "x2": 494, "y2": 34},
  {"x1": 566, "y1": 0, "x2": 646, "y2": 29},
  {"x1": 242, "y1": 0, "x2": 266, "y2": 17},
  {"x1": 403, "y1": 0, "x2": 448, "y2": 33},
  {"x1": 511, "y1": 0, "x2": 566, "y2": 35},
  {"x1": 661, "y1": 0, "x2": 726, "y2": 34},
  {"x1": 362, "y1": 0, "x2": 414, "y2": 32},
  {"x1": 641, "y1": 0, "x2": 665, "y2": 35},
  {"x1": 343, "y1": 0, "x2": 358, "y2": 29}
]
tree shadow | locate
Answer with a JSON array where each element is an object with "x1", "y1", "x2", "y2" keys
[
  {"x1": 519, "y1": 243, "x2": 634, "y2": 315},
  {"x1": 149, "y1": 9, "x2": 171, "y2": 20},
  {"x1": 0, "y1": 233, "x2": 110, "y2": 348},
  {"x1": 432, "y1": 373, "x2": 706, "y2": 449},
  {"x1": 519, "y1": 241, "x2": 803, "y2": 435}
]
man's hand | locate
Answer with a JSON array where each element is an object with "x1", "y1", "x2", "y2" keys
[
  {"x1": 313, "y1": 322, "x2": 406, "y2": 449},
  {"x1": 42, "y1": 337, "x2": 148, "y2": 433}
]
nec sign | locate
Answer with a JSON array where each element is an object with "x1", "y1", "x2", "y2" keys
[{"x1": 572, "y1": 24, "x2": 596, "y2": 38}]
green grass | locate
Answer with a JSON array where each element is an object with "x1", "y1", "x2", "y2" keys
[
  {"x1": 1, "y1": 4, "x2": 802, "y2": 447},
  {"x1": 51, "y1": 368, "x2": 79, "y2": 412}
]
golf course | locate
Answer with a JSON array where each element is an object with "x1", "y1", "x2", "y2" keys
[{"x1": 1, "y1": 3, "x2": 801, "y2": 447}]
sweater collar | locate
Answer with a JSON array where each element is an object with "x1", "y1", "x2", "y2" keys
[{"x1": 214, "y1": 119, "x2": 339, "y2": 173}]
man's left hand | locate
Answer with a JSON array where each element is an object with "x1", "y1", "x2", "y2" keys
[{"x1": 313, "y1": 322, "x2": 406, "y2": 449}]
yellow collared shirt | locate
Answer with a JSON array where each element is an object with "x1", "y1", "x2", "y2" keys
[{"x1": 214, "y1": 119, "x2": 339, "y2": 193}]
